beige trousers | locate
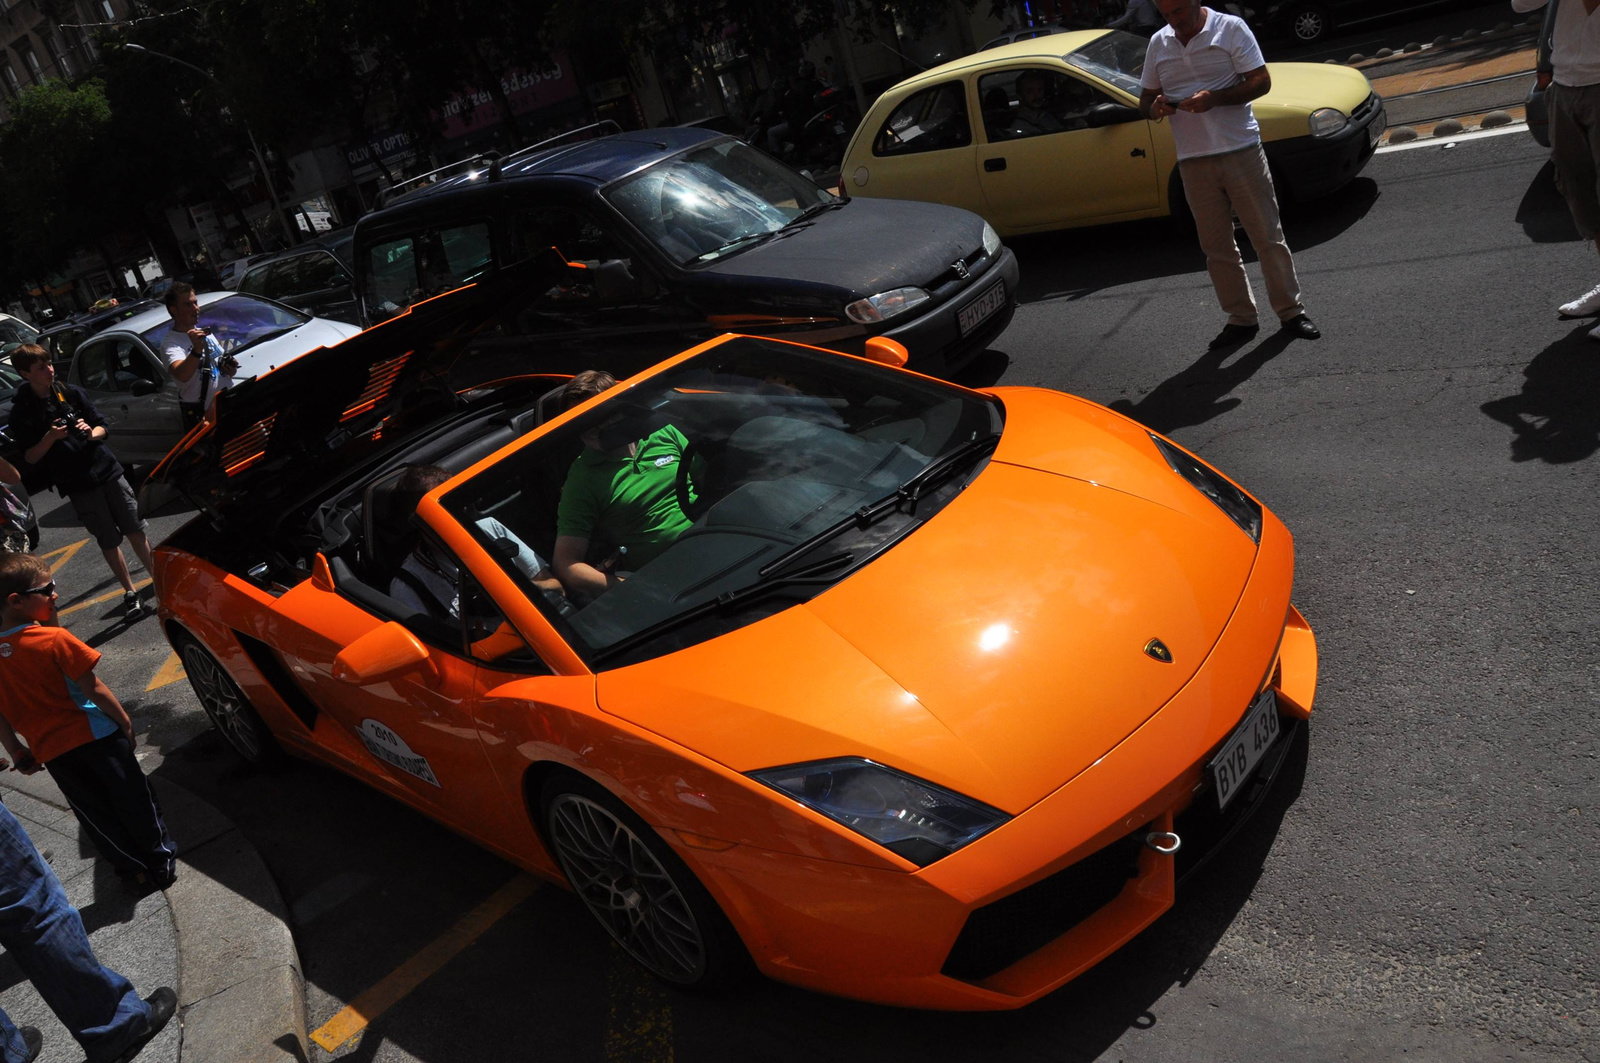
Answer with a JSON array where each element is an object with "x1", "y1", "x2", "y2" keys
[{"x1": 1179, "y1": 144, "x2": 1304, "y2": 327}]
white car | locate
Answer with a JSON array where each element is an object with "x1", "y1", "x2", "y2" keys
[{"x1": 59, "y1": 292, "x2": 362, "y2": 464}]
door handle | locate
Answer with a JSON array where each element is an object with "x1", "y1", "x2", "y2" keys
[
  {"x1": 984, "y1": 157, "x2": 1007, "y2": 172},
  {"x1": 1130, "y1": 148, "x2": 1147, "y2": 157}
]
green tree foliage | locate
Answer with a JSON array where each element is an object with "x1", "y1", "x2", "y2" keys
[{"x1": 0, "y1": 80, "x2": 114, "y2": 274}]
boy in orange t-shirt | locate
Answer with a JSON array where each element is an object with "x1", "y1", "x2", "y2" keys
[{"x1": 0, "y1": 553, "x2": 175, "y2": 893}]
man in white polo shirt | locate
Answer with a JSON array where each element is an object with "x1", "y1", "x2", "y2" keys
[
  {"x1": 1141, "y1": 0, "x2": 1320, "y2": 351},
  {"x1": 1512, "y1": 0, "x2": 1600, "y2": 335}
]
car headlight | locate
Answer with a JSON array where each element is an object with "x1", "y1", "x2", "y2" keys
[
  {"x1": 845, "y1": 287, "x2": 930, "y2": 325},
  {"x1": 750, "y1": 757, "x2": 1010, "y2": 866},
  {"x1": 1309, "y1": 107, "x2": 1348, "y2": 137},
  {"x1": 981, "y1": 221, "x2": 1002, "y2": 258},
  {"x1": 1150, "y1": 434, "x2": 1262, "y2": 543}
]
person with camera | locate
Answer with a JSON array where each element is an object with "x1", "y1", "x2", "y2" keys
[
  {"x1": 5, "y1": 345, "x2": 157, "y2": 619},
  {"x1": 159, "y1": 282, "x2": 236, "y2": 428}
]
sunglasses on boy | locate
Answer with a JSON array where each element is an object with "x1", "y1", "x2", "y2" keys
[{"x1": 21, "y1": 581, "x2": 56, "y2": 597}]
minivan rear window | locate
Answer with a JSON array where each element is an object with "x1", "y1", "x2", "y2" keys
[{"x1": 363, "y1": 223, "x2": 493, "y2": 323}]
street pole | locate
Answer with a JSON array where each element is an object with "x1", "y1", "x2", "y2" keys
[{"x1": 121, "y1": 44, "x2": 298, "y2": 249}]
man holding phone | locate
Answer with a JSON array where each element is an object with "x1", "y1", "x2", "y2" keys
[
  {"x1": 1140, "y1": 0, "x2": 1319, "y2": 351},
  {"x1": 160, "y1": 282, "x2": 235, "y2": 428}
]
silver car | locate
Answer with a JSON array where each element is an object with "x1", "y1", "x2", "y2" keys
[{"x1": 62, "y1": 292, "x2": 362, "y2": 465}]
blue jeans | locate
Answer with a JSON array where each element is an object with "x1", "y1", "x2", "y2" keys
[{"x1": 0, "y1": 800, "x2": 151, "y2": 1063}]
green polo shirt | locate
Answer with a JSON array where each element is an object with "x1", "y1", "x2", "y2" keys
[{"x1": 556, "y1": 425, "x2": 695, "y2": 567}]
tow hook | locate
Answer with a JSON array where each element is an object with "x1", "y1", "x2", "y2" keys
[{"x1": 1145, "y1": 830, "x2": 1182, "y2": 854}]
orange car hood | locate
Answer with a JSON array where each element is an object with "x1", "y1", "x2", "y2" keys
[{"x1": 596, "y1": 389, "x2": 1262, "y2": 813}]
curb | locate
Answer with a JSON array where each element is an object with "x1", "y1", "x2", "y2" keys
[{"x1": 3, "y1": 772, "x2": 307, "y2": 1063}]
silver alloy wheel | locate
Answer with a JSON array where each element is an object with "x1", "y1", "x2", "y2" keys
[
  {"x1": 547, "y1": 793, "x2": 707, "y2": 984},
  {"x1": 1292, "y1": 8, "x2": 1326, "y2": 42},
  {"x1": 180, "y1": 642, "x2": 266, "y2": 761}
]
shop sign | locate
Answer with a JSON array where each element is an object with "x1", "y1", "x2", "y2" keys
[
  {"x1": 346, "y1": 130, "x2": 415, "y2": 168},
  {"x1": 435, "y1": 51, "x2": 580, "y2": 139}
]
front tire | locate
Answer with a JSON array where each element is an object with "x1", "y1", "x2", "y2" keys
[
  {"x1": 540, "y1": 772, "x2": 745, "y2": 990},
  {"x1": 174, "y1": 633, "x2": 280, "y2": 765}
]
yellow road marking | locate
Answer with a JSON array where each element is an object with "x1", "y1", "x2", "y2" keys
[
  {"x1": 40, "y1": 539, "x2": 90, "y2": 574},
  {"x1": 604, "y1": 942, "x2": 674, "y2": 1063},
  {"x1": 310, "y1": 872, "x2": 539, "y2": 1052},
  {"x1": 56, "y1": 578, "x2": 152, "y2": 618},
  {"x1": 146, "y1": 651, "x2": 186, "y2": 692}
]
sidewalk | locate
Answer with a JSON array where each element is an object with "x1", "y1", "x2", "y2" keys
[{"x1": 0, "y1": 769, "x2": 306, "y2": 1063}]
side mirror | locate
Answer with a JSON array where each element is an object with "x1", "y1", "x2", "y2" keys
[
  {"x1": 130, "y1": 379, "x2": 161, "y2": 396},
  {"x1": 333, "y1": 621, "x2": 439, "y2": 685},
  {"x1": 863, "y1": 336, "x2": 910, "y2": 368},
  {"x1": 1087, "y1": 102, "x2": 1143, "y2": 128}
]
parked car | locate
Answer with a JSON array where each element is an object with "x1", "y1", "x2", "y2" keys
[
  {"x1": 352, "y1": 126, "x2": 1018, "y2": 379},
  {"x1": 977, "y1": 25, "x2": 1072, "y2": 51},
  {"x1": 217, "y1": 253, "x2": 276, "y2": 290},
  {"x1": 237, "y1": 232, "x2": 359, "y2": 325},
  {"x1": 143, "y1": 267, "x2": 1317, "y2": 1009},
  {"x1": 841, "y1": 30, "x2": 1385, "y2": 236},
  {"x1": 0, "y1": 313, "x2": 39, "y2": 356},
  {"x1": 1244, "y1": 0, "x2": 1493, "y2": 45},
  {"x1": 60, "y1": 292, "x2": 361, "y2": 465},
  {"x1": 34, "y1": 299, "x2": 162, "y2": 375},
  {"x1": 1527, "y1": 0, "x2": 1558, "y2": 148}
]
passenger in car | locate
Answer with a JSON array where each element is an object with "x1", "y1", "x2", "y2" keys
[
  {"x1": 388, "y1": 464, "x2": 563, "y2": 620},
  {"x1": 552, "y1": 371, "x2": 696, "y2": 600}
]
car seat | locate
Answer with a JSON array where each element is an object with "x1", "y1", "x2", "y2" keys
[{"x1": 360, "y1": 467, "x2": 419, "y2": 587}]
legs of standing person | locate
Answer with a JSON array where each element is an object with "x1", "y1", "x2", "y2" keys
[
  {"x1": 0, "y1": 801, "x2": 152, "y2": 1061},
  {"x1": 70, "y1": 477, "x2": 151, "y2": 615},
  {"x1": 1224, "y1": 145, "x2": 1305, "y2": 324},
  {"x1": 1547, "y1": 82, "x2": 1600, "y2": 326},
  {"x1": 1181, "y1": 153, "x2": 1260, "y2": 327},
  {"x1": 44, "y1": 735, "x2": 176, "y2": 889}
]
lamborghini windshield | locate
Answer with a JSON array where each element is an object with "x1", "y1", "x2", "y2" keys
[{"x1": 442, "y1": 339, "x2": 1003, "y2": 666}]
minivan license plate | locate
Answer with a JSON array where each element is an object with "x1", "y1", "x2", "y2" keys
[
  {"x1": 1208, "y1": 690, "x2": 1281, "y2": 811},
  {"x1": 958, "y1": 281, "x2": 1006, "y2": 337}
]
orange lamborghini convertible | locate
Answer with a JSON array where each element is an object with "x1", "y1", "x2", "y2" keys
[{"x1": 147, "y1": 268, "x2": 1317, "y2": 1010}]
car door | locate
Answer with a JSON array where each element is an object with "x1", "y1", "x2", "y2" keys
[
  {"x1": 974, "y1": 65, "x2": 1161, "y2": 230},
  {"x1": 69, "y1": 336, "x2": 134, "y2": 441},
  {"x1": 290, "y1": 252, "x2": 360, "y2": 325},
  {"x1": 111, "y1": 338, "x2": 184, "y2": 463},
  {"x1": 856, "y1": 81, "x2": 987, "y2": 218},
  {"x1": 255, "y1": 541, "x2": 506, "y2": 826}
]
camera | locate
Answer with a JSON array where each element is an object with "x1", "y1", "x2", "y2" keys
[
  {"x1": 52, "y1": 416, "x2": 89, "y2": 443},
  {"x1": 217, "y1": 353, "x2": 240, "y2": 375}
]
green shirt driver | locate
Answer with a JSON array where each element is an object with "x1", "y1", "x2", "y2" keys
[{"x1": 553, "y1": 371, "x2": 695, "y2": 599}]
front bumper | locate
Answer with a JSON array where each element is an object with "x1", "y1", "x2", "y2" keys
[
  {"x1": 882, "y1": 246, "x2": 1020, "y2": 378},
  {"x1": 1265, "y1": 94, "x2": 1386, "y2": 202},
  {"x1": 677, "y1": 512, "x2": 1317, "y2": 1010}
]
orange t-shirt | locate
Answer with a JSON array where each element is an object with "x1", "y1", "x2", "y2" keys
[{"x1": 0, "y1": 622, "x2": 116, "y2": 763}]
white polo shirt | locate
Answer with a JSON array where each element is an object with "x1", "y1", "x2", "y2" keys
[
  {"x1": 1512, "y1": 0, "x2": 1600, "y2": 89},
  {"x1": 1140, "y1": 9, "x2": 1267, "y2": 160}
]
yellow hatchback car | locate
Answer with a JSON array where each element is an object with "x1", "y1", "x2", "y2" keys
[{"x1": 840, "y1": 30, "x2": 1385, "y2": 237}]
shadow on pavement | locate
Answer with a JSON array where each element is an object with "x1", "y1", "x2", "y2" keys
[
  {"x1": 1517, "y1": 162, "x2": 1583, "y2": 244},
  {"x1": 953, "y1": 349, "x2": 1012, "y2": 390},
  {"x1": 1108, "y1": 330, "x2": 1299, "y2": 435},
  {"x1": 1480, "y1": 323, "x2": 1600, "y2": 463},
  {"x1": 1008, "y1": 178, "x2": 1379, "y2": 308}
]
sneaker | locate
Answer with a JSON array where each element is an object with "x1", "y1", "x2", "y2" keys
[
  {"x1": 1587, "y1": 321, "x2": 1600, "y2": 341},
  {"x1": 123, "y1": 590, "x2": 142, "y2": 616},
  {"x1": 112, "y1": 987, "x2": 177, "y2": 1062},
  {"x1": 17, "y1": 1026, "x2": 41, "y2": 1063},
  {"x1": 1559, "y1": 282, "x2": 1600, "y2": 317}
]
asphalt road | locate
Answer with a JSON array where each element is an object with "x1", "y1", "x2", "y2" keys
[{"x1": 22, "y1": 127, "x2": 1596, "y2": 1062}]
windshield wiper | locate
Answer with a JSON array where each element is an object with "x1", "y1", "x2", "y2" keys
[
  {"x1": 590, "y1": 551, "x2": 856, "y2": 665},
  {"x1": 689, "y1": 231, "x2": 777, "y2": 263},
  {"x1": 783, "y1": 201, "x2": 845, "y2": 229},
  {"x1": 756, "y1": 432, "x2": 1001, "y2": 580}
]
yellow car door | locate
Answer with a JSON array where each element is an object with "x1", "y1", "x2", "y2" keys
[
  {"x1": 848, "y1": 79, "x2": 986, "y2": 216},
  {"x1": 974, "y1": 65, "x2": 1162, "y2": 232}
]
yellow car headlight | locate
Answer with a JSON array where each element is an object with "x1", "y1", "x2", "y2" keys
[{"x1": 1309, "y1": 107, "x2": 1348, "y2": 138}]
